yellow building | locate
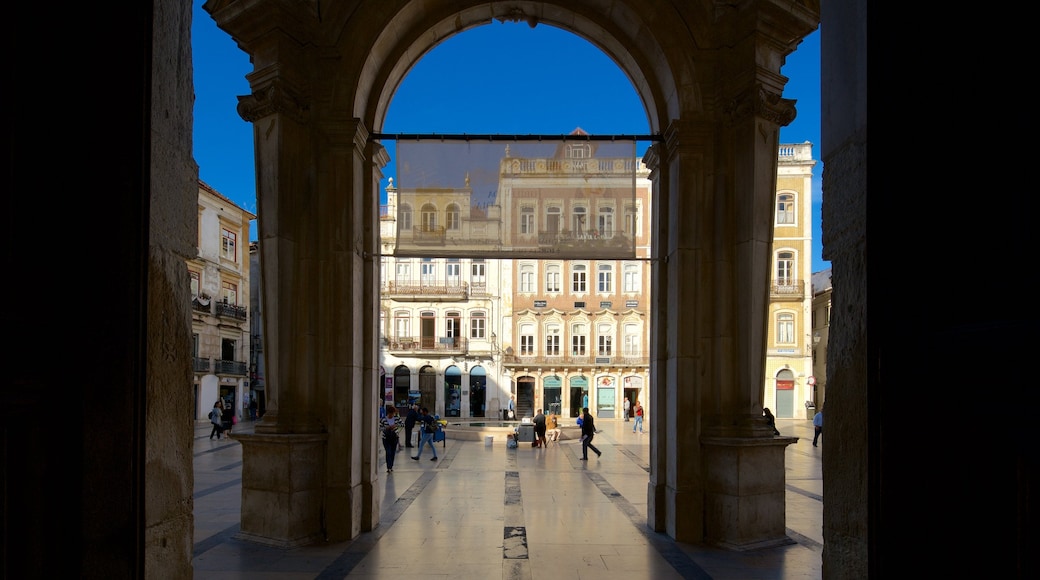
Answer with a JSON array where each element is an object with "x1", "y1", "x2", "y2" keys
[{"x1": 764, "y1": 142, "x2": 817, "y2": 419}]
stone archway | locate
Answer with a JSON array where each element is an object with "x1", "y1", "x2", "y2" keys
[{"x1": 204, "y1": 0, "x2": 819, "y2": 548}]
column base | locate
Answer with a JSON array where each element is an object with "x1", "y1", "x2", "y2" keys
[
  {"x1": 700, "y1": 435, "x2": 798, "y2": 550},
  {"x1": 234, "y1": 432, "x2": 329, "y2": 548}
]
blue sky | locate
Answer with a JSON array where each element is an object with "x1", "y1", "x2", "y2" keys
[{"x1": 192, "y1": 3, "x2": 825, "y2": 272}]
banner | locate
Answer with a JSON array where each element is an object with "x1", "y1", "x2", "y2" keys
[{"x1": 390, "y1": 137, "x2": 637, "y2": 259}]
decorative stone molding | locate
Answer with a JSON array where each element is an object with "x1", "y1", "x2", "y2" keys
[
  {"x1": 237, "y1": 79, "x2": 309, "y2": 124},
  {"x1": 723, "y1": 84, "x2": 796, "y2": 127}
]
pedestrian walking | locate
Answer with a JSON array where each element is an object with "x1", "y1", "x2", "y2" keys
[
  {"x1": 533, "y1": 409, "x2": 547, "y2": 447},
  {"x1": 249, "y1": 397, "x2": 258, "y2": 421},
  {"x1": 404, "y1": 404, "x2": 419, "y2": 448},
  {"x1": 411, "y1": 407, "x2": 439, "y2": 462},
  {"x1": 380, "y1": 405, "x2": 401, "y2": 472},
  {"x1": 208, "y1": 401, "x2": 224, "y2": 440},
  {"x1": 623, "y1": 397, "x2": 631, "y2": 421},
  {"x1": 812, "y1": 408, "x2": 823, "y2": 447},
  {"x1": 632, "y1": 401, "x2": 644, "y2": 433},
  {"x1": 221, "y1": 401, "x2": 235, "y2": 437},
  {"x1": 763, "y1": 407, "x2": 780, "y2": 436},
  {"x1": 507, "y1": 395, "x2": 516, "y2": 420},
  {"x1": 579, "y1": 407, "x2": 601, "y2": 460}
]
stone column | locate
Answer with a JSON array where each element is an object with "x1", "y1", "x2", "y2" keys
[{"x1": 233, "y1": 63, "x2": 330, "y2": 547}]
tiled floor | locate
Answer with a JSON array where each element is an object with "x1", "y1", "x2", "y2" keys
[{"x1": 192, "y1": 417, "x2": 823, "y2": 579}]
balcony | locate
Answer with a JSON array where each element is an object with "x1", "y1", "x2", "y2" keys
[
  {"x1": 191, "y1": 296, "x2": 212, "y2": 314},
  {"x1": 386, "y1": 336, "x2": 468, "y2": 356},
  {"x1": 216, "y1": 359, "x2": 247, "y2": 375},
  {"x1": 193, "y1": 357, "x2": 211, "y2": 373},
  {"x1": 381, "y1": 280, "x2": 468, "y2": 301},
  {"x1": 770, "y1": 279, "x2": 806, "y2": 300},
  {"x1": 215, "y1": 301, "x2": 248, "y2": 321},
  {"x1": 502, "y1": 352, "x2": 649, "y2": 368}
]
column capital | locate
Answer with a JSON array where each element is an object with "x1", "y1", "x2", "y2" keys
[
  {"x1": 723, "y1": 83, "x2": 796, "y2": 128},
  {"x1": 237, "y1": 78, "x2": 310, "y2": 124}
]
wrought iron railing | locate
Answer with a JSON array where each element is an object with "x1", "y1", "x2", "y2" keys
[
  {"x1": 385, "y1": 336, "x2": 469, "y2": 355},
  {"x1": 216, "y1": 301, "x2": 248, "y2": 320},
  {"x1": 216, "y1": 359, "x2": 247, "y2": 375}
]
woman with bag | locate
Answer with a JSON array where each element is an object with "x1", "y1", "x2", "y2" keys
[
  {"x1": 208, "y1": 401, "x2": 224, "y2": 440},
  {"x1": 379, "y1": 405, "x2": 401, "y2": 472}
]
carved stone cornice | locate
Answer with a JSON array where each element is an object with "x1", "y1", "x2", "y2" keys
[
  {"x1": 237, "y1": 79, "x2": 309, "y2": 124},
  {"x1": 723, "y1": 84, "x2": 796, "y2": 127}
]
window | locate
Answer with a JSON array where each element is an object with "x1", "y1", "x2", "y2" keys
[
  {"x1": 446, "y1": 311, "x2": 461, "y2": 344},
  {"x1": 597, "y1": 323, "x2": 613, "y2": 356},
  {"x1": 546, "y1": 206, "x2": 562, "y2": 234},
  {"x1": 597, "y1": 263, "x2": 613, "y2": 293},
  {"x1": 471, "y1": 261, "x2": 486, "y2": 284},
  {"x1": 625, "y1": 204, "x2": 638, "y2": 237},
  {"x1": 189, "y1": 269, "x2": 201, "y2": 296},
  {"x1": 776, "y1": 193, "x2": 795, "y2": 225},
  {"x1": 445, "y1": 203, "x2": 460, "y2": 230},
  {"x1": 421, "y1": 204, "x2": 437, "y2": 231},
  {"x1": 546, "y1": 263, "x2": 561, "y2": 293},
  {"x1": 545, "y1": 323, "x2": 561, "y2": 356},
  {"x1": 571, "y1": 323, "x2": 587, "y2": 356},
  {"x1": 221, "y1": 280, "x2": 237, "y2": 305},
  {"x1": 421, "y1": 259, "x2": 436, "y2": 285},
  {"x1": 573, "y1": 206, "x2": 587, "y2": 235},
  {"x1": 572, "y1": 264, "x2": 587, "y2": 293},
  {"x1": 520, "y1": 323, "x2": 535, "y2": 355},
  {"x1": 394, "y1": 311, "x2": 410, "y2": 338},
  {"x1": 221, "y1": 228, "x2": 237, "y2": 261},
  {"x1": 622, "y1": 262, "x2": 640, "y2": 293},
  {"x1": 777, "y1": 313, "x2": 795, "y2": 344},
  {"x1": 520, "y1": 263, "x2": 536, "y2": 293},
  {"x1": 623, "y1": 323, "x2": 639, "y2": 356},
  {"x1": 566, "y1": 143, "x2": 591, "y2": 158},
  {"x1": 598, "y1": 206, "x2": 614, "y2": 238},
  {"x1": 396, "y1": 261, "x2": 411, "y2": 283},
  {"x1": 470, "y1": 310, "x2": 486, "y2": 339},
  {"x1": 399, "y1": 204, "x2": 413, "y2": 232},
  {"x1": 520, "y1": 206, "x2": 535, "y2": 234},
  {"x1": 776, "y1": 251, "x2": 794, "y2": 284},
  {"x1": 445, "y1": 260, "x2": 460, "y2": 286}
]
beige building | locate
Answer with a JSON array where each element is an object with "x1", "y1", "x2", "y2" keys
[
  {"x1": 378, "y1": 179, "x2": 508, "y2": 420},
  {"x1": 188, "y1": 180, "x2": 256, "y2": 421},
  {"x1": 810, "y1": 268, "x2": 832, "y2": 409},
  {"x1": 764, "y1": 142, "x2": 816, "y2": 419},
  {"x1": 498, "y1": 133, "x2": 653, "y2": 421}
]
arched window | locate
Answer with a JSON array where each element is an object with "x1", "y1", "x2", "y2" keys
[
  {"x1": 776, "y1": 251, "x2": 794, "y2": 284},
  {"x1": 520, "y1": 262, "x2": 536, "y2": 293},
  {"x1": 572, "y1": 263, "x2": 587, "y2": 293},
  {"x1": 421, "y1": 203, "x2": 437, "y2": 232},
  {"x1": 573, "y1": 206, "x2": 587, "y2": 235},
  {"x1": 445, "y1": 203, "x2": 460, "y2": 230},
  {"x1": 776, "y1": 193, "x2": 795, "y2": 225},
  {"x1": 776, "y1": 312, "x2": 795, "y2": 344},
  {"x1": 520, "y1": 205, "x2": 535, "y2": 235},
  {"x1": 546, "y1": 263, "x2": 561, "y2": 293}
]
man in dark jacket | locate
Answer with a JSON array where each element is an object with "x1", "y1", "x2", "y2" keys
[
  {"x1": 532, "y1": 409, "x2": 547, "y2": 447},
  {"x1": 579, "y1": 407, "x2": 602, "y2": 460},
  {"x1": 404, "y1": 404, "x2": 420, "y2": 448}
]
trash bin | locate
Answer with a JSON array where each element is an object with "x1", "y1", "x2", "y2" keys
[
  {"x1": 517, "y1": 424, "x2": 535, "y2": 443},
  {"x1": 484, "y1": 435, "x2": 494, "y2": 447}
]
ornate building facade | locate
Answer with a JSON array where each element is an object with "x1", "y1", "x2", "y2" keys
[
  {"x1": 188, "y1": 180, "x2": 256, "y2": 421},
  {"x1": 379, "y1": 141, "x2": 815, "y2": 424}
]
